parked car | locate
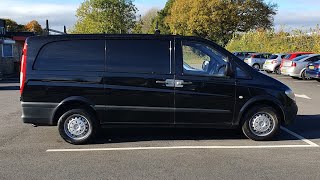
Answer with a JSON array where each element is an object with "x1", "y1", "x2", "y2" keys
[
  {"x1": 280, "y1": 52, "x2": 314, "y2": 68},
  {"x1": 20, "y1": 34, "x2": 297, "y2": 144},
  {"x1": 244, "y1": 53, "x2": 272, "y2": 69},
  {"x1": 306, "y1": 60, "x2": 320, "y2": 82},
  {"x1": 233, "y1": 51, "x2": 256, "y2": 60},
  {"x1": 263, "y1": 53, "x2": 287, "y2": 74},
  {"x1": 281, "y1": 54, "x2": 320, "y2": 80}
]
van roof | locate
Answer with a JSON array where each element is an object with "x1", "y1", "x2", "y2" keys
[{"x1": 27, "y1": 34, "x2": 199, "y2": 40}]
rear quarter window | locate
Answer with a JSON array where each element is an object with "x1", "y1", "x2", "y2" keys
[{"x1": 34, "y1": 40, "x2": 105, "y2": 71}]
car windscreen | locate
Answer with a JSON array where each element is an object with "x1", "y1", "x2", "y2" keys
[
  {"x1": 269, "y1": 55, "x2": 278, "y2": 59},
  {"x1": 293, "y1": 55, "x2": 309, "y2": 61}
]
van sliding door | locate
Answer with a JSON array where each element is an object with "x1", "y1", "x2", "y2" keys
[{"x1": 102, "y1": 38, "x2": 175, "y2": 125}]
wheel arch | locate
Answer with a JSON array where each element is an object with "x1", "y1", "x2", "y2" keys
[
  {"x1": 237, "y1": 96, "x2": 285, "y2": 126},
  {"x1": 299, "y1": 68, "x2": 307, "y2": 77},
  {"x1": 52, "y1": 96, "x2": 97, "y2": 125}
]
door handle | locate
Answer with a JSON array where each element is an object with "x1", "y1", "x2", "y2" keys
[
  {"x1": 156, "y1": 79, "x2": 175, "y2": 87},
  {"x1": 175, "y1": 80, "x2": 192, "y2": 87}
]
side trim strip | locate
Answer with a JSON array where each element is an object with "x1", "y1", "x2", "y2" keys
[
  {"x1": 104, "y1": 105, "x2": 230, "y2": 113},
  {"x1": 21, "y1": 102, "x2": 59, "y2": 108}
]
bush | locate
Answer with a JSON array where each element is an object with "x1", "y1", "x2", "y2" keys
[{"x1": 225, "y1": 27, "x2": 320, "y2": 54}]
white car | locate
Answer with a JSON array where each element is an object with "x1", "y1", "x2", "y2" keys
[{"x1": 263, "y1": 54, "x2": 287, "y2": 74}]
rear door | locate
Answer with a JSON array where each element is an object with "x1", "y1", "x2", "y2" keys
[
  {"x1": 174, "y1": 39, "x2": 236, "y2": 126},
  {"x1": 102, "y1": 38, "x2": 175, "y2": 125}
]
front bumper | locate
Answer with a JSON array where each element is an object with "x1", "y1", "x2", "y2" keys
[
  {"x1": 21, "y1": 102, "x2": 57, "y2": 126},
  {"x1": 283, "y1": 102, "x2": 298, "y2": 125}
]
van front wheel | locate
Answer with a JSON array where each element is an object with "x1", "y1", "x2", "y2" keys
[
  {"x1": 58, "y1": 109, "x2": 97, "y2": 145},
  {"x1": 242, "y1": 106, "x2": 280, "y2": 141}
]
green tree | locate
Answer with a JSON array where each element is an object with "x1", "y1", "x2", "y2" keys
[
  {"x1": 166, "y1": 0, "x2": 277, "y2": 45},
  {"x1": 132, "y1": 15, "x2": 143, "y2": 34},
  {"x1": 140, "y1": 8, "x2": 159, "y2": 33},
  {"x1": 3, "y1": 19, "x2": 25, "y2": 32},
  {"x1": 25, "y1": 20, "x2": 43, "y2": 34},
  {"x1": 148, "y1": 0, "x2": 175, "y2": 34},
  {"x1": 73, "y1": 0, "x2": 137, "y2": 34}
]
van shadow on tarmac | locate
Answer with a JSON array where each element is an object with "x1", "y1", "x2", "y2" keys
[{"x1": 93, "y1": 115, "x2": 320, "y2": 144}]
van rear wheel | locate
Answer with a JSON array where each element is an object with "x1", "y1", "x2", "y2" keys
[
  {"x1": 242, "y1": 106, "x2": 280, "y2": 141},
  {"x1": 58, "y1": 109, "x2": 97, "y2": 145}
]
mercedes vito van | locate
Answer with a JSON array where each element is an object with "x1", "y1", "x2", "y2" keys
[{"x1": 20, "y1": 34, "x2": 298, "y2": 144}]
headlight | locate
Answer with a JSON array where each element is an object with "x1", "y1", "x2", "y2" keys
[{"x1": 285, "y1": 89, "x2": 296, "y2": 101}]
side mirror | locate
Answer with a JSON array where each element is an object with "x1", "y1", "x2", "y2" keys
[
  {"x1": 202, "y1": 60, "x2": 210, "y2": 71},
  {"x1": 225, "y1": 62, "x2": 233, "y2": 77}
]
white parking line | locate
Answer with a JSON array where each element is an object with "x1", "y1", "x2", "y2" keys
[
  {"x1": 295, "y1": 94, "x2": 312, "y2": 100},
  {"x1": 294, "y1": 81, "x2": 315, "y2": 83},
  {"x1": 46, "y1": 127, "x2": 318, "y2": 152},
  {"x1": 46, "y1": 144, "x2": 317, "y2": 152},
  {"x1": 280, "y1": 126, "x2": 319, "y2": 147}
]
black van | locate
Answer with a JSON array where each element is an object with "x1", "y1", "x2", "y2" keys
[{"x1": 20, "y1": 34, "x2": 297, "y2": 144}]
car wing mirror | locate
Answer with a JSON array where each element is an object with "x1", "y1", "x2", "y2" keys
[{"x1": 225, "y1": 62, "x2": 234, "y2": 77}]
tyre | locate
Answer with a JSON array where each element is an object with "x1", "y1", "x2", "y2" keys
[
  {"x1": 265, "y1": 70, "x2": 272, "y2": 74},
  {"x1": 252, "y1": 64, "x2": 260, "y2": 70},
  {"x1": 301, "y1": 70, "x2": 310, "y2": 80},
  {"x1": 274, "y1": 66, "x2": 281, "y2": 75},
  {"x1": 242, "y1": 105, "x2": 280, "y2": 141},
  {"x1": 58, "y1": 109, "x2": 97, "y2": 145}
]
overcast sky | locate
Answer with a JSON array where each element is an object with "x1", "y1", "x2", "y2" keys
[{"x1": 0, "y1": 0, "x2": 319, "y2": 32}]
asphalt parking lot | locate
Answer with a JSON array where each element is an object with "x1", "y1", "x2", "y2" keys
[{"x1": 0, "y1": 74, "x2": 319, "y2": 180}]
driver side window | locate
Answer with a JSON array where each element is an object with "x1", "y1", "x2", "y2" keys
[{"x1": 182, "y1": 41, "x2": 228, "y2": 77}]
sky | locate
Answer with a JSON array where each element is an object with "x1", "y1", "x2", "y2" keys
[{"x1": 0, "y1": 0, "x2": 319, "y2": 32}]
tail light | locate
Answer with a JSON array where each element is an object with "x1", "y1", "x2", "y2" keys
[
  {"x1": 292, "y1": 62, "x2": 296, "y2": 67},
  {"x1": 315, "y1": 64, "x2": 320, "y2": 69},
  {"x1": 20, "y1": 42, "x2": 27, "y2": 95}
]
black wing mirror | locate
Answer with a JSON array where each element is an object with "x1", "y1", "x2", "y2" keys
[{"x1": 225, "y1": 62, "x2": 234, "y2": 77}]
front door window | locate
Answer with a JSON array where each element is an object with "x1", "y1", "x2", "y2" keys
[{"x1": 182, "y1": 41, "x2": 228, "y2": 77}]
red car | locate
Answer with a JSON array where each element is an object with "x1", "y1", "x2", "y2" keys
[{"x1": 280, "y1": 52, "x2": 314, "y2": 68}]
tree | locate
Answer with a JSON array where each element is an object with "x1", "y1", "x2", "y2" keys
[
  {"x1": 3, "y1": 19, "x2": 25, "y2": 32},
  {"x1": 148, "y1": 0, "x2": 175, "y2": 34},
  {"x1": 72, "y1": 0, "x2": 137, "y2": 34},
  {"x1": 25, "y1": 20, "x2": 43, "y2": 34},
  {"x1": 132, "y1": 15, "x2": 143, "y2": 34},
  {"x1": 166, "y1": 0, "x2": 277, "y2": 45},
  {"x1": 140, "y1": 8, "x2": 159, "y2": 33}
]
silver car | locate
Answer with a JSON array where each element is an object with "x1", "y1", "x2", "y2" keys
[
  {"x1": 244, "y1": 53, "x2": 272, "y2": 69},
  {"x1": 263, "y1": 54, "x2": 287, "y2": 74},
  {"x1": 281, "y1": 54, "x2": 320, "y2": 80}
]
